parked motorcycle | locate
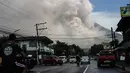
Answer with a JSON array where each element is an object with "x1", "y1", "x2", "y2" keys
[
  {"x1": 16, "y1": 54, "x2": 36, "y2": 72},
  {"x1": 25, "y1": 55, "x2": 37, "y2": 71}
]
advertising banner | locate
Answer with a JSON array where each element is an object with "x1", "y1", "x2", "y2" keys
[{"x1": 120, "y1": 6, "x2": 130, "y2": 17}]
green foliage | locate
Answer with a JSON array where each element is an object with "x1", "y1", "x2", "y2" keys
[
  {"x1": 109, "y1": 39, "x2": 119, "y2": 47},
  {"x1": 51, "y1": 40, "x2": 84, "y2": 57},
  {"x1": 90, "y1": 44, "x2": 104, "y2": 56}
]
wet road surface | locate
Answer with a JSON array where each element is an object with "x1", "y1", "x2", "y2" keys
[
  {"x1": 29, "y1": 63, "x2": 88, "y2": 73},
  {"x1": 29, "y1": 60, "x2": 120, "y2": 73},
  {"x1": 86, "y1": 60, "x2": 120, "y2": 73}
]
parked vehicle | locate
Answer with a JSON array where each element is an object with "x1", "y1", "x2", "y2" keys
[
  {"x1": 69, "y1": 56, "x2": 76, "y2": 63},
  {"x1": 81, "y1": 56, "x2": 90, "y2": 64},
  {"x1": 43, "y1": 55, "x2": 63, "y2": 65},
  {"x1": 97, "y1": 50, "x2": 116, "y2": 67},
  {"x1": 59, "y1": 56, "x2": 67, "y2": 63}
]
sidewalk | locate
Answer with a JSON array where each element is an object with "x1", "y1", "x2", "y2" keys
[{"x1": 116, "y1": 62, "x2": 130, "y2": 73}]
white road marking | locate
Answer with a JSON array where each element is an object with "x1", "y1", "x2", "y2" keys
[{"x1": 83, "y1": 65, "x2": 90, "y2": 73}]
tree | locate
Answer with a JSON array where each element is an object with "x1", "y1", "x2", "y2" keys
[
  {"x1": 52, "y1": 41, "x2": 84, "y2": 56},
  {"x1": 90, "y1": 44, "x2": 104, "y2": 56},
  {"x1": 52, "y1": 41, "x2": 70, "y2": 56},
  {"x1": 109, "y1": 39, "x2": 119, "y2": 48}
]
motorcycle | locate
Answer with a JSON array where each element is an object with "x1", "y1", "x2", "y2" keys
[
  {"x1": 16, "y1": 54, "x2": 36, "y2": 72},
  {"x1": 25, "y1": 55, "x2": 37, "y2": 71},
  {"x1": 0, "y1": 54, "x2": 36, "y2": 73},
  {"x1": 76, "y1": 60, "x2": 81, "y2": 67}
]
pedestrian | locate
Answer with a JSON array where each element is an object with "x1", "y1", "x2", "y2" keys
[
  {"x1": 120, "y1": 53, "x2": 126, "y2": 71},
  {"x1": 0, "y1": 34, "x2": 26, "y2": 73}
]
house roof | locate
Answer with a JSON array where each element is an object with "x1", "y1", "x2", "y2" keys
[
  {"x1": 116, "y1": 17, "x2": 130, "y2": 32},
  {"x1": 16, "y1": 36, "x2": 53, "y2": 45},
  {"x1": 0, "y1": 36, "x2": 53, "y2": 45}
]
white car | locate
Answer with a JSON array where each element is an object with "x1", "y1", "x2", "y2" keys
[
  {"x1": 81, "y1": 56, "x2": 90, "y2": 64},
  {"x1": 69, "y1": 56, "x2": 76, "y2": 63},
  {"x1": 59, "y1": 56, "x2": 67, "y2": 63}
]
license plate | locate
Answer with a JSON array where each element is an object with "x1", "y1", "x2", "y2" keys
[{"x1": 104, "y1": 60, "x2": 110, "y2": 63}]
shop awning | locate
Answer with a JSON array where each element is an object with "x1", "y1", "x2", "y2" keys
[{"x1": 116, "y1": 41, "x2": 130, "y2": 50}]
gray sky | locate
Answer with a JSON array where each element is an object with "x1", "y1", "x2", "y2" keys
[{"x1": 0, "y1": 0, "x2": 114, "y2": 48}]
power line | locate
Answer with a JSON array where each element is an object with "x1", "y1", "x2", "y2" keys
[
  {"x1": 0, "y1": 0, "x2": 32, "y2": 22},
  {"x1": 0, "y1": 1, "x2": 27, "y2": 17},
  {"x1": 0, "y1": 24, "x2": 17, "y2": 30},
  {"x1": 50, "y1": 37, "x2": 106, "y2": 39},
  {"x1": 0, "y1": 25, "x2": 29, "y2": 36},
  {"x1": 6, "y1": 0, "x2": 28, "y2": 13},
  {"x1": 44, "y1": 34, "x2": 104, "y2": 36},
  {"x1": 0, "y1": 16, "x2": 9, "y2": 21},
  {"x1": 0, "y1": 1, "x2": 32, "y2": 36},
  {"x1": 0, "y1": 2, "x2": 20, "y2": 22},
  {"x1": 5, "y1": 0, "x2": 31, "y2": 17}
]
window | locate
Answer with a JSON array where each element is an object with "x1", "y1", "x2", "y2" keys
[
  {"x1": 41, "y1": 42, "x2": 44, "y2": 47},
  {"x1": 22, "y1": 44, "x2": 27, "y2": 52},
  {"x1": 29, "y1": 41, "x2": 36, "y2": 47}
]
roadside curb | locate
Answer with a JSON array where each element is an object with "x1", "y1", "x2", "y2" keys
[{"x1": 115, "y1": 64, "x2": 130, "y2": 73}]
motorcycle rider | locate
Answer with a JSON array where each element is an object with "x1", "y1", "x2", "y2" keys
[
  {"x1": 0, "y1": 34, "x2": 26, "y2": 73},
  {"x1": 76, "y1": 55, "x2": 81, "y2": 66}
]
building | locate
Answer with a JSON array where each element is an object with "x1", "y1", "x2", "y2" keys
[
  {"x1": 16, "y1": 36, "x2": 54, "y2": 57},
  {"x1": 116, "y1": 17, "x2": 130, "y2": 64}
]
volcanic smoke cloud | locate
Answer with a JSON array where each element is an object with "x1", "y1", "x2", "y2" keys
[{"x1": 0, "y1": 0, "x2": 106, "y2": 48}]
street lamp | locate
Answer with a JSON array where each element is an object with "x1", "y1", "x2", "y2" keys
[{"x1": 14, "y1": 29, "x2": 20, "y2": 33}]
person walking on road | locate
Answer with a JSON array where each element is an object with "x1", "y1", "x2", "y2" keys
[
  {"x1": 120, "y1": 53, "x2": 126, "y2": 71},
  {"x1": 76, "y1": 55, "x2": 81, "y2": 66}
]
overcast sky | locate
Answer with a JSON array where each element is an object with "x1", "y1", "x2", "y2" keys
[{"x1": 0, "y1": 0, "x2": 125, "y2": 48}]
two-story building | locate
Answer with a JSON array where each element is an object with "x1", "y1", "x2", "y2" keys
[{"x1": 16, "y1": 36, "x2": 54, "y2": 57}]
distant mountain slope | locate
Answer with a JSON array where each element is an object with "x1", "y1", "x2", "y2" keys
[{"x1": 94, "y1": 23, "x2": 123, "y2": 42}]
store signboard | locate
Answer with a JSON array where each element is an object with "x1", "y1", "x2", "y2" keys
[{"x1": 120, "y1": 5, "x2": 130, "y2": 17}]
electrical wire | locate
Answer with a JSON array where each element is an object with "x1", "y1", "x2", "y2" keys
[
  {"x1": 43, "y1": 34, "x2": 108, "y2": 37},
  {"x1": 0, "y1": 1, "x2": 28, "y2": 16},
  {"x1": 5, "y1": 0, "x2": 31, "y2": 18},
  {"x1": 6, "y1": 0, "x2": 28, "y2": 13},
  {"x1": 0, "y1": 0, "x2": 32, "y2": 36},
  {"x1": 49, "y1": 37, "x2": 107, "y2": 39},
  {"x1": 0, "y1": 25, "x2": 16, "y2": 31},
  {"x1": 0, "y1": 3, "x2": 20, "y2": 22}
]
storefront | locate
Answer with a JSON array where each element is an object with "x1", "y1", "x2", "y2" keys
[{"x1": 115, "y1": 41, "x2": 130, "y2": 64}]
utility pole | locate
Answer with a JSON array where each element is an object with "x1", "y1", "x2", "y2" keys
[
  {"x1": 35, "y1": 22, "x2": 47, "y2": 64},
  {"x1": 111, "y1": 27, "x2": 114, "y2": 49},
  {"x1": 111, "y1": 27, "x2": 114, "y2": 41},
  {"x1": 111, "y1": 27, "x2": 117, "y2": 48}
]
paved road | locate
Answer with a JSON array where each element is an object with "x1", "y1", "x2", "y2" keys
[
  {"x1": 86, "y1": 60, "x2": 120, "y2": 73},
  {"x1": 29, "y1": 60, "x2": 120, "y2": 73},
  {"x1": 29, "y1": 63, "x2": 88, "y2": 73}
]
